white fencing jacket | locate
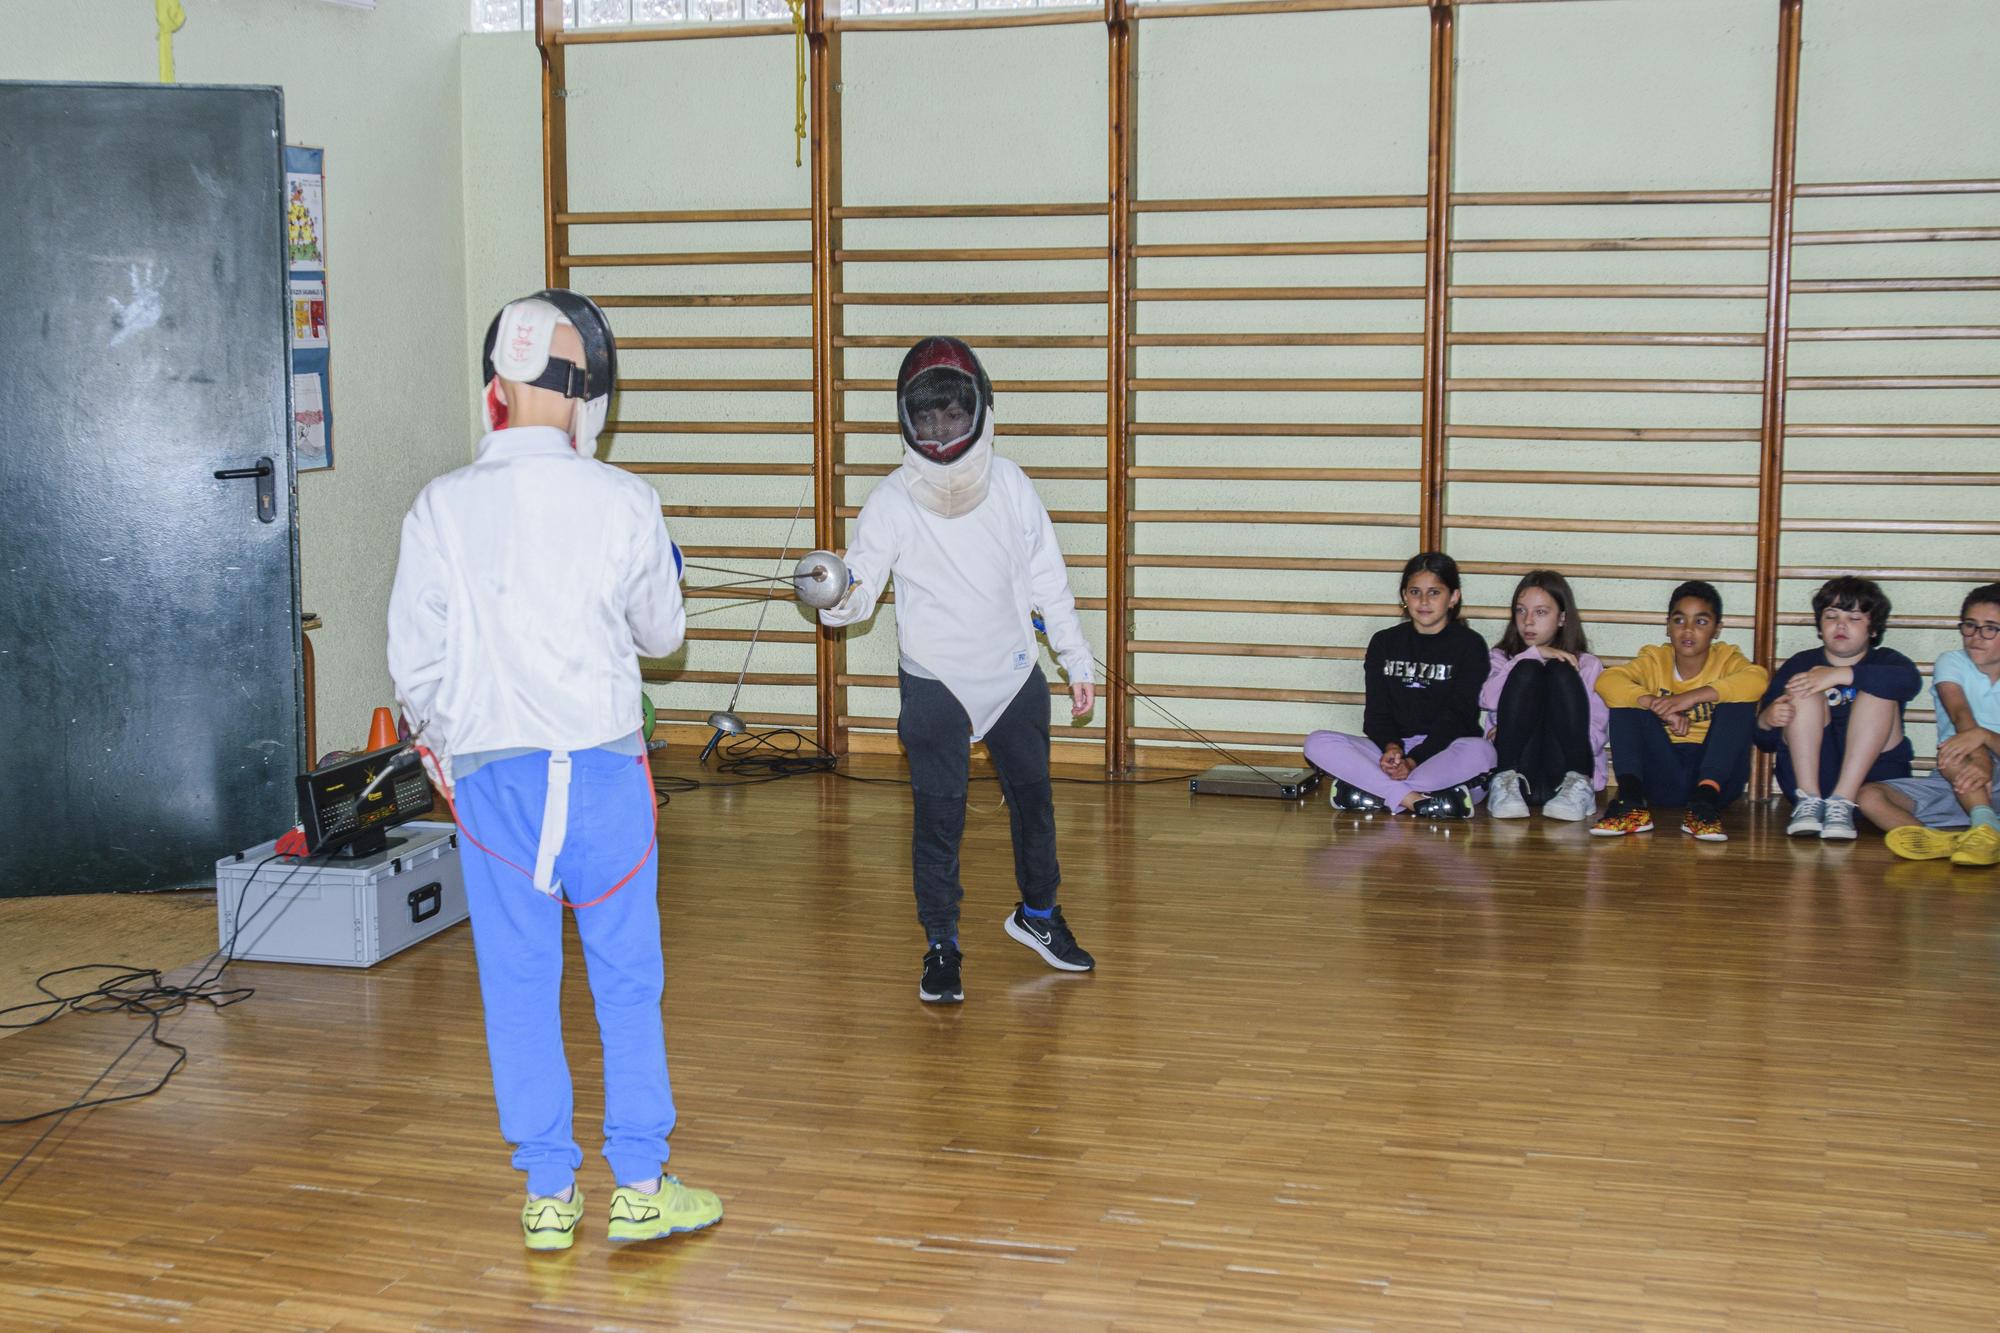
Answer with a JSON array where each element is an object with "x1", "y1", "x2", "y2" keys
[
  {"x1": 387, "y1": 426, "x2": 684, "y2": 784},
  {"x1": 821, "y1": 455, "x2": 1093, "y2": 740}
]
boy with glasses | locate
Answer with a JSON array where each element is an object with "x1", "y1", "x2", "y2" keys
[{"x1": 1859, "y1": 584, "x2": 2000, "y2": 866}]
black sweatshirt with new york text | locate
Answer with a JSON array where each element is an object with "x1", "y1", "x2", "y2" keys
[{"x1": 1361, "y1": 619, "x2": 1491, "y2": 765}]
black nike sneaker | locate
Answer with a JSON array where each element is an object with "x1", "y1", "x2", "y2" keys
[
  {"x1": 1330, "y1": 778, "x2": 1389, "y2": 812},
  {"x1": 1409, "y1": 783, "x2": 1474, "y2": 820},
  {"x1": 920, "y1": 943, "x2": 963, "y2": 1004},
  {"x1": 1003, "y1": 904, "x2": 1095, "y2": 972}
]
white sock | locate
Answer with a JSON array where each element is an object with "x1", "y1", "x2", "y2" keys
[{"x1": 623, "y1": 1175, "x2": 661, "y2": 1195}]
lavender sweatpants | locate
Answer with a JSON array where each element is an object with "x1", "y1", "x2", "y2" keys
[{"x1": 1304, "y1": 731, "x2": 1496, "y2": 811}]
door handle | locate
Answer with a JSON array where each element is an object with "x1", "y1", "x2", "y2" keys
[{"x1": 214, "y1": 456, "x2": 277, "y2": 523}]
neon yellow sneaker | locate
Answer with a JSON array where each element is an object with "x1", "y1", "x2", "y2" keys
[
  {"x1": 1950, "y1": 824, "x2": 2000, "y2": 868},
  {"x1": 521, "y1": 1186, "x2": 584, "y2": 1251},
  {"x1": 606, "y1": 1175, "x2": 723, "y2": 1243},
  {"x1": 1886, "y1": 826, "x2": 1964, "y2": 861}
]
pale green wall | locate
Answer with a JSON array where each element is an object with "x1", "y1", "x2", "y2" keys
[
  {"x1": 554, "y1": 33, "x2": 816, "y2": 725},
  {"x1": 3, "y1": 0, "x2": 472, "y2": 758},
  {"x1": 1785, "y1": 0, "x2": 2000, "y2": 762},
  {"x1": 1133, "y1": 7, "x2": 1429, "y2": 746},
  {"x1": 458, "y1": 0, "x2": 1999, "y2": 761},
  {"x1": 841, "y1": 26, "x2": 1111, "y2": 737},
  {"x1": 15, "y1": 0, "x2": 1986, "y2": 767},
  {"x1": 12, "y1": 1, "x2": 1987, "y2": 767},
  {"x1": 459, "y1": 34, "x2": 545, "y2": 453}
]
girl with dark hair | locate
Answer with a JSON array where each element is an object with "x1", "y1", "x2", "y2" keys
[
  {"x1": 1755, "y1": 575, "x2": 1918, "y2": 840},
  {"x1": 1479, "y1": 570, "x2": 1608, "y2": 821},
  {"x1": 1305, "y1": 552, "x2": 1495, "y2": 819}
]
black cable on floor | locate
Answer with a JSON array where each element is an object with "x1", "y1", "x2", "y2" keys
[
  {"x1": 0, "y1": 846, "x2": 335, "y2": 1189},
  {"x1": 650, "y1": 726, "x2": 1200, "y2": 796}
]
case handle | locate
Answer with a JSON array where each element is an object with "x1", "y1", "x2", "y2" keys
[{"x1": 407, "y1": 882, "x2": 442, "y2": 923}]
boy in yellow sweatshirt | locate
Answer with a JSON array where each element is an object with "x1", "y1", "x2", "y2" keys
[{"x1": 1590, "y1": 580, "x2": 1771, "y2": 841}]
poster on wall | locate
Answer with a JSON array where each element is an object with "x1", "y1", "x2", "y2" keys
[
  {"x1": 292, "y1": 373, "x2": 328, "y2": 464},
  {"x1": 289, "y1": 278, "x2": 327, "y2": 348},
  {"x1": 285, "y1": 144, "x2": 333, "y2": 472},
  {"x1": 286, "y1": 166, "x2": 326, "y2": 271}
]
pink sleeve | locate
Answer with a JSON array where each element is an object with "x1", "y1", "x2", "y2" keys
[
  {"x1": 1479, "y1": 649, "x2": 1517, "y2": 717},
  {"x1": 1580, "y1": 653, "x2": 1611, "y2": 765}
]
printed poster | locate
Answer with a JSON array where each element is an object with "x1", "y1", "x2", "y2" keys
[
  {"x1": 292, "y1": 373, "x2": 329, "y2": 471},
  {"x1": 290, "y1": 279, "x2": 327, "y2": 349},
  {"x1": 286, "y1": 170, "x2": 326, "y2": 271},
  {"x1": 285, "y1": 145, "x2": 333, "y2": 471}
]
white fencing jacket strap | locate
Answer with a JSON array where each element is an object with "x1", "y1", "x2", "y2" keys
[
  {"x1": 388, "y1": 426, "x2": 685, "y2": 776},
  {"x1": 532, "y1": 751, "x2": 573, "y2": 897},
  {"x1": 820, "y1": 455, "x2": 1092, "y2": 741}
]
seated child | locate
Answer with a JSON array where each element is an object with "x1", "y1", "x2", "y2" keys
[
  {"x1": 1859, "y1": 582, "x2": 2000, "y2": 868},
  {"x1": 1305, "y1": 551, "x2": 1496, "y2": 820},
  {"x1": 1754, "y1": 576, "x2": 1917, "y2": 841},
  {"x1": 1591, "y1": 579, "x2": 1770, "y2": 842},
  {"x1": 1480, "y1": 569, "x2": 1608, "y2": 822}
]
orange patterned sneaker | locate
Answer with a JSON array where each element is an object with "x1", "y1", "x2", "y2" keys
[
  {"x1": 1680, "y1": 799, "x2": 1728, "y2": 843},
  {"x1": 1590, "y1": 800, "x2": 1653, "y2": 838}
]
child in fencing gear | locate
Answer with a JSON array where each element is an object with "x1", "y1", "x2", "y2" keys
[
  {"x1": 821, "y1": 336, "x2": 1098, "y2": 1004},
  {"x1": 387, "y1": 289, "x2": 721, "y2": 1249}
]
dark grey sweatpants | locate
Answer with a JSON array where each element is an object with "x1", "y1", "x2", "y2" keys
[{"x1": 898, "y1": 666, "x2": 1061, "y2": 943}]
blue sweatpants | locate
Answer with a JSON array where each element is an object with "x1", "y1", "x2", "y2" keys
[{"x1": 454, "y1": 746, "x2": 673, "y2": 1198}]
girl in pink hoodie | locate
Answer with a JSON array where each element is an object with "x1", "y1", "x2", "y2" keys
[{"x1": 1479, "y1": 570, "x2": 1608, "y2": 821}]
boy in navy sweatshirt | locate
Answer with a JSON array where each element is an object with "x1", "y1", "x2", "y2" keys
[{"x1": 1754, "y1": 576, "x2": 1918, "y2": 841}]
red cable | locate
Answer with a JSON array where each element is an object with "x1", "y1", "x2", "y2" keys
[{"x1": 419, "y1": 745, "x2": 658, "y2": 911}]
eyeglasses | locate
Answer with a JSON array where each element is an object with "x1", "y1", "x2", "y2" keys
[{"x1": 1959, "y1": 621, "x2": 2000, "y2": 641}]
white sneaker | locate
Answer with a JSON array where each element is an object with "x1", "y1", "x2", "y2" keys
[
  {"x1": 1542, "y1": 771, "x2": 1597, "y2": 822},
  {"x1": 1487, "y1": 770, "x2": 1529, "y2": 819},
  {"x1": 1819, "y1": 797, "x2": 1858, "y2": 841},
  {"x1": 1787, "y1": 791, "x2": 1826, "y2": 837}
]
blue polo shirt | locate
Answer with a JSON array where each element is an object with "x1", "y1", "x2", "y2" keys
[{"x1": 1931, "y1": 648, "x2": 2000, "y2": 744}]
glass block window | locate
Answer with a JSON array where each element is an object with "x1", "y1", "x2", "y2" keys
[
  {"x1": 830, "y1": 0, "x2": 1094, "y2": 11},
  {"x1": 471, "y1": 0, "x2": 525, "y2": 32},
  {"x1": 469, "y1": 1, "x2": 578, "y2": 31},
  {"x1": 474, "y1": 0, "x2": 1090, "y2": 31}
]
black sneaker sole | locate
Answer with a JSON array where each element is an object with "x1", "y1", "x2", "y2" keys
[
  {"x1": 1004, "y1": 912, "x2": 1093, "y2": 972},
  {"x1": 919, "y1": 985, "x2": 963, "y2": 1004}
]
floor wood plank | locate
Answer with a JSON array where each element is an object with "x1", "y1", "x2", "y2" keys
[{"x1": 2, "y1": 755, "x2": 1997, "y2": 1329}]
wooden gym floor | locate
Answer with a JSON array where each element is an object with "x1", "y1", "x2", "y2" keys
[{"x1": 2, "y1": 753, "x2": 1998, "y2": 1330}]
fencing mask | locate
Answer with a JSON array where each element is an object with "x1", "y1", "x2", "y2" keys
[
  {"x1": 480, "y1": 288, "x2": 619, "y2": 455},
  {"x1": 896, "y1": 336, "x2": 996, "y2": 518}
]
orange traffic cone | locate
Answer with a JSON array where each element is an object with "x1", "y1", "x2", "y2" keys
[{"x1": 367, "y1": 706, "x2": 398, "y2": 752}]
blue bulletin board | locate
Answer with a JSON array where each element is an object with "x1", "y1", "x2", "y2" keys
[{"x1": 285, "y1": 145, "x2": 333, "y2": 471}]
